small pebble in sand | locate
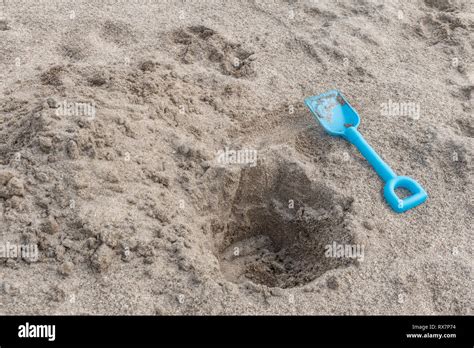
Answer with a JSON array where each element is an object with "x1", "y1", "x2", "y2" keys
[
  {"x1": 48, "y1": 285, "x2": 66, "y2": 302},
  {"x1": 327, "y1": 276, "x2": 339, "y2": 290},
  {"x1": 154, "y1": 227, "x2": 163, "y2": 238},
  {"x1": 6, "y1": 177, "x2": 25, "y2": 197},
  {"x1": 363, "y1": 220, "x2": 374, "y2": 230},
  {"x1": 5, "y1": 259, "x2": 19, "y2": 269},
  {"x1": 62, "y1": 238, "x2": 75, "y2": 249},
  {"x1": 269, "y1": 288, "x2": 284, "y2": 297},
  {"x1": 46, "y1": 97, "x2": 58, "y2": 108},
  {"x1": 154, "y1": 305, "x2": 166, "y2": 315},
  {"x1": 3, "y1": 282, "x2": 20, "y2": 296},
  {"x1": 121, "y1": 247, "x2": 132, "y2": 262},
  {"x1": 43, "y1": 215, "x2": 60, "y2": 235},
  {"x1": 100, "y1": 230, "x2": 118, "y2": 248},
  {"x1": 139, "y1": 60, "x2": 156, "y2": 72},
  {"x1": 88, "y1": 74, "x2": 107, "y2": 87},
  {"x1": 200, "y1": 160, "x2": 211, "y2": 170},
  {"x1": 177, "y1": 143, "x2": 190, "y2": 156},
  {"x1": 59, "y1": 261, "x2": 74, "y2": 276},
  {"x1": 0, "y1": 20, "x2": 10, "y2": 31},
  {"x1": 397, "y1": 293, "x2": 405, "y2": 304},
  {"x1": 144, "y1": 256, "x2": 155, "y2": 264},
  {"x1": 55, "y1": 245, "x2": 65, "y2": 262},
  {"x1": 9, "y1": 195, "x2": 23, "y2": 210},
  {"x1": 66, "y1": 140, "x2": 80, "y2": 159},
  {"x1": 86, "y1": 237, "x2": 99, "y2": 250},
  {"x1": 0, "y1": 171, "x2": 14, "y2": 185},
  {"x1": 38, "y1": 136, "x2": 53, "y2": 153},
  {"x1": 91, "y1": 244, "x2": 114, "y2": 273}
]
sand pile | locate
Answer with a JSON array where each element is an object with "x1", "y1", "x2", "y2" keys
[{"x1": 0, "y1": 0, "x2": 472, "y2": 314}]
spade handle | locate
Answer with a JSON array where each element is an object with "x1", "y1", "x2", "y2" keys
[
  {"x1": 343, "y1": 126, "x2": 396, "y2": 182},
  {"x1": 343, "y1": 126, "x2": 428, "y2": 213}
]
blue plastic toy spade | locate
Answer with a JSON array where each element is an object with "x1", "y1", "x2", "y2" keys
[{"x1": 304, "y1": 90, "x2": 427, "y2": 213}]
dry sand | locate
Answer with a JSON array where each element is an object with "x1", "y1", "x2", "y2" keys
[{"x1": 0, "y1": 0, "x2": 472, "y2": 315}]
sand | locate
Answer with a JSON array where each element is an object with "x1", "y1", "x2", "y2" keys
[{"x1": 0, "y1": 0, "x2": 472, "y2": 315}]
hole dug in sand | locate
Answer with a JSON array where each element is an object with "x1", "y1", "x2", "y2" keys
[{"x1": 216, "y1": 154, "x2": 356, "y2": 289}]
